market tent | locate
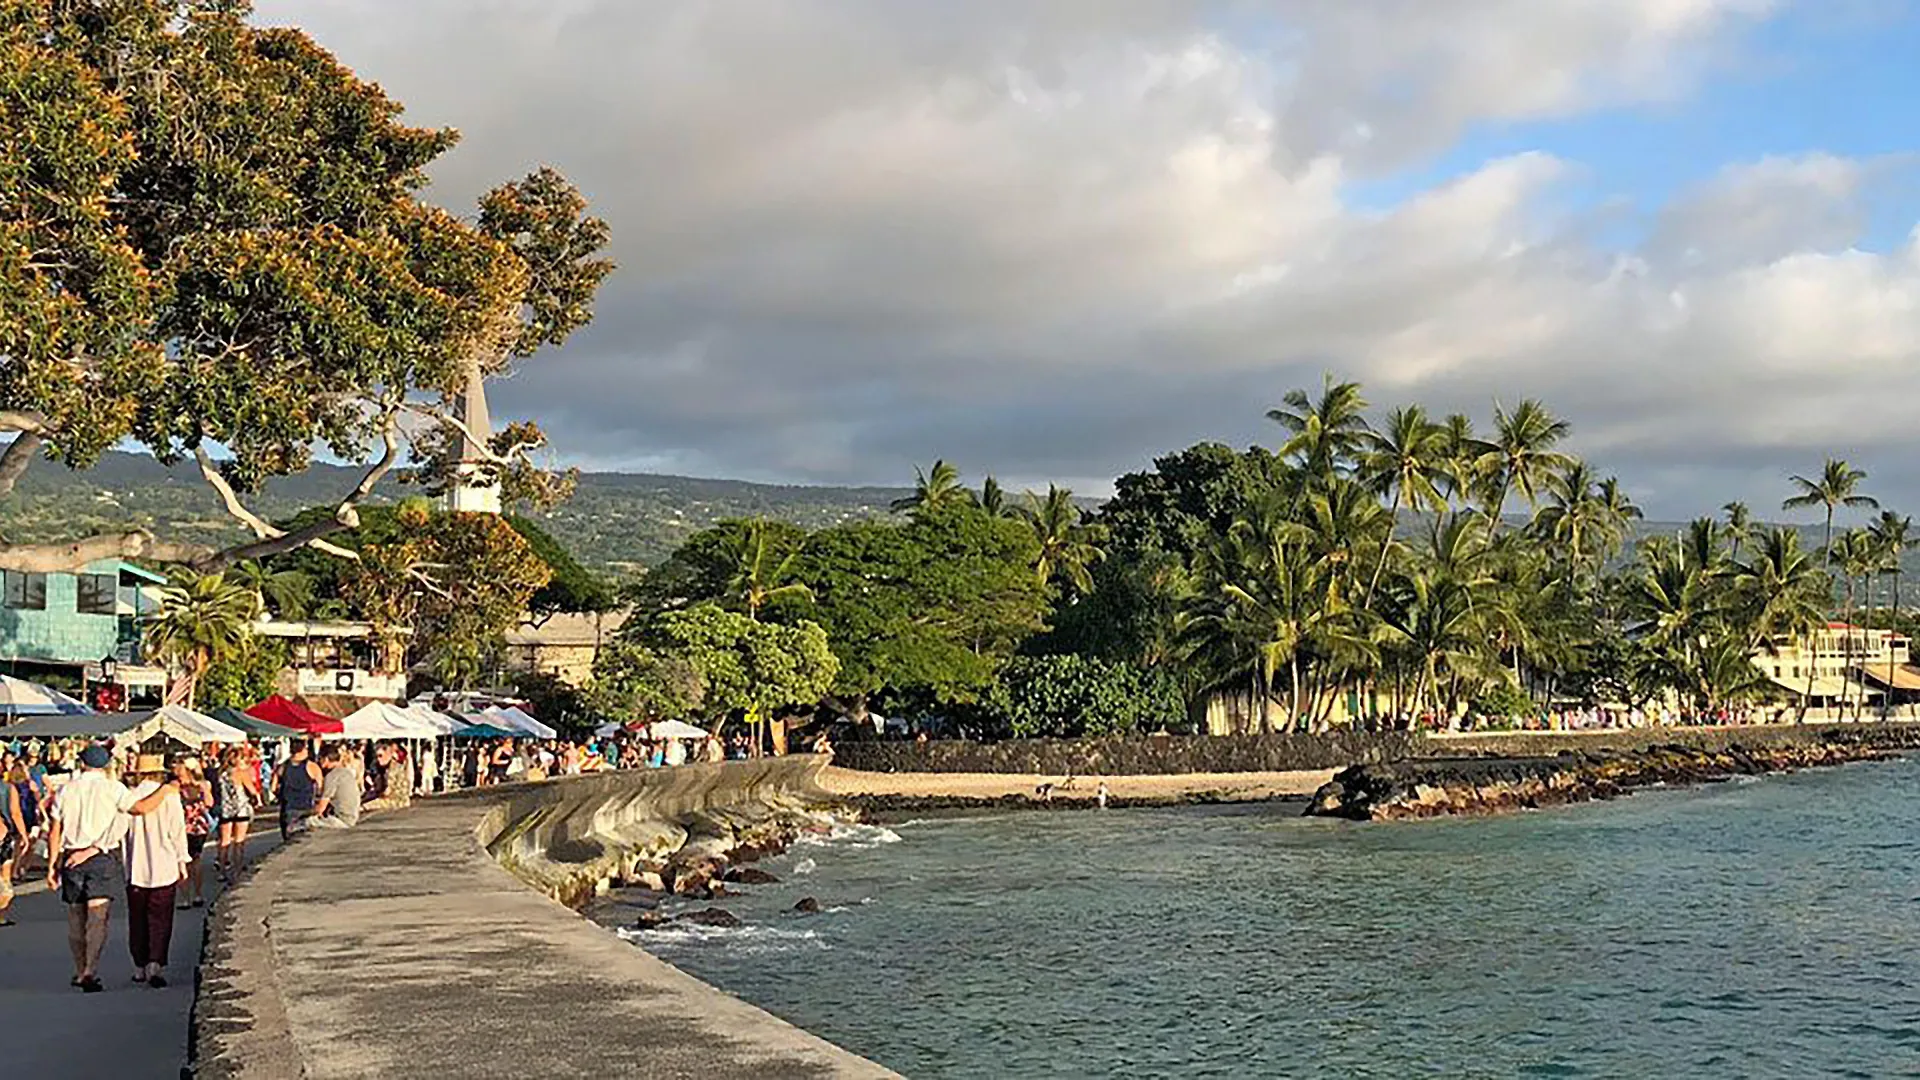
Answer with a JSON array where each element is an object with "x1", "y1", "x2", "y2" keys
[
  {"x1": 451, "y1": 723, "x2": 517, "y2": 739},
  {"x1": 0, "y1": 675, "x2": 93, "y2": 717},
  {"x1": 246, "y1": 695, "x2": 344, "y2": 735},
  {"x1": 328, "y1": 701, "x2": 443, "y2": 740},
  {"x1": 151, "y1": 704, "x2": 248, "y2": 745},
  {"x1": 210, "y1": 706, "x2": 301, "y2": 740},
  {"x1": 406, "y1": 706, "x2": 472, "y2": 735},
  {"x1": 484, "y1": 705, "x2": 557, "y2": 740},
  {"x1": 650, "y1": 719, "x2": 710, "y2": 740},
  {"x1": 592, "y1": 721, "x2": 623, "y2": 738},
  {"x1": 4, "y1": 708, "x2": 233, "y2": 747}
]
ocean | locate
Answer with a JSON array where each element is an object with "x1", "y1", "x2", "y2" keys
[{"x1": 600, "y1": 756, "x2": 1920, "y2": 1078}]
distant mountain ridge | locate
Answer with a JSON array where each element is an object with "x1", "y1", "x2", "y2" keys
[
  {"x1": 0, "y1": 450, "x2": 908, "y2": 573},
  {"x1": 0, "y1": 451, "x2": 1901, "y2": 579}
]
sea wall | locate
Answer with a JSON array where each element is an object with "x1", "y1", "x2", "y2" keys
[
  {"x1": 831, "y1": 731, "x2": 1416, "y2": 775},
  {"x1": 193, "y1": 759, "x2": 896, "y2": 1079},
  {"x1": 1307, "y1": 724, "x2": 1920, "y2": 821}
]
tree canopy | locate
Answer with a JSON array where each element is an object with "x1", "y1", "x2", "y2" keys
[{"x1": 0, "y1": 0, "x2": 610, "y2": 572}]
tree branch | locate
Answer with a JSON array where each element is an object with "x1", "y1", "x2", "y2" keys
[
  {"x1": 0, "y1": 532, "x2": 215, "y2": 573},
  {"x1": 0, "y1": 431, "x2": 45, "y2": 500}
]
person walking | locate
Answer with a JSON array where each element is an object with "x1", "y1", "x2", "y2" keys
[
  {"x1": 45, "y1": 744, "x2": 176, "y2": 993},
  {"x1": 214, "y1": 746, "x2": 261, "y2": 879},
  {"x1": 174, "y1": 758, "x2": 213, "y2": 908},
  {"x1": 122, "y1": 754, "x2": 188, "y2": 987},
  {"x1": 272, "y1": 740, "x2": 321, "y2": 842},
  {"x1": 1, "y1": 762, "x2": 30, "y2": 927}
]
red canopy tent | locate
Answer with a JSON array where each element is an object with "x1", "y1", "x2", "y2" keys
[{"x1": 246, "y1": 694, "x2": 344, "y2": 735}]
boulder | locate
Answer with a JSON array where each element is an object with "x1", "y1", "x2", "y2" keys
[
  {"x1": 679, "y1": 907, "x2": 742, "y2": 928},
  {"x1": 633, "y1": 910, "x2": 673, "y2": 930},
  {"x1": 793, "y1": 897, "x2": 821, "y2": 915},
  {"x1": 724, "y1": 867, "x2": 781, "y2": 886}
]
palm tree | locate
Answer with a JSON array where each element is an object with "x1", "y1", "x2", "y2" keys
[
  {"x1": 725, "y1": 519, "x2": 813, "y2": 619},
  {"x1": 1722, "y1": 501, "x2": 1753, "y2": 561},
  {"x1": 1377, "y1": 570, "x2": 1497, "y2": 727},
  {"x1": 1479, "y1": 400, "x2": 1573, "y2": 535},
  {"x1": 145, "y1": 569, "x2": 261, "y2": 707},
  {"x1": 976, "y1": 476, "x2": 1014, "y2": 518},
  {"x1": 1835, "y1": 528, "x2": 1880, "y2": 716},
  {"x1": 1592, "y1": 477, "x2": 1644, "y2": 565},
  {"x1": 1358, "y1": 404, "x2": 1447, "y2": 603},
  {"x1": 890, "y1": 460, "x2": 968, "y2": 516},
  {"x1": 228, "y1": 561, "x2": 312, "y2": 619},
  {"x1": 1783, "y1": 458, "x2": 1877, "y2": 572},
  {"x1": 1730, "y1": 527, "x2": 1827, "y2": 720},
  {"x1": 1436, "y1": 413, "x2": 1491, "y2": 507},
  {"x1": 1267, "y1": 375, "x2": 1370, "y2": 478},
  {"x1": 1019, "y1": 485, "x2": 1107, "y2": 594},
  {"x1": 1869, "y1": 511, "x2": 1912, "y2": 718}
]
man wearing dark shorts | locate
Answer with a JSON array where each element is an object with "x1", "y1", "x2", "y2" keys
[{"x1": 47, "y1": 744, "x2": 175, "y2": 992}]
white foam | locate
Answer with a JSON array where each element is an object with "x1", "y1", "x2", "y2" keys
[
  {"x1": 790, "y1": 857, "x2": 818, "y2": 876},
  {"x1": 796, "y1": 822, "x2": 902, "y2": 850},
  {"x1": 618, "y1": 923, "x2": 829, "y2": 953}
]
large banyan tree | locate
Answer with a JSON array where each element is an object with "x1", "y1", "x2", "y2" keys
[{"x1": 0, "y1": 0, "x2": 611, "y2": 572}]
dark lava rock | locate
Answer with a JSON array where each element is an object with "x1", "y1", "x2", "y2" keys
[
  {"x1": 793, "y1": 897, "x2": 821, "y2": 915},
  {"x1": 725, "y1": 867, "x2": 781, "y2": 885},
  {"x1": 633, "y1": 911, "x2": 673, "y2": 930},
  {"x1": 679, "y1": 907, "x2": 742, "y2": 928}
]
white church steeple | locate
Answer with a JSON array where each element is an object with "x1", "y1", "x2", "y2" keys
[{"x1": 447, "y1": 363, "x2": 503, "y2": 515}]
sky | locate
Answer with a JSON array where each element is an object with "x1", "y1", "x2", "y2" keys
[{"x1": 252, "y1": 0, "x2": 1920, "y2": 520}]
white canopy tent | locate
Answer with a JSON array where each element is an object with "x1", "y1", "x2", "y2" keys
[
  {"x1": 0, "y1": 675, "x2": 93, "y2": 717},
  {"x1": 326, "y1": 701, "x2": 445, "y2": 740},
  {"x1": 405, "y1": 705, "x2": 471, "y2": 735},
  {"x1": 481, "y1": 705, "x2": 557, "y2": 740},
  {"x1": 3, "y1": 707, "x2": 243, "y2": 748},
  {"x1": 649, "y1": 719, "x2": 710, "y2": 740}
]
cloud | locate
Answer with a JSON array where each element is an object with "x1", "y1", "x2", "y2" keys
[{"x1": 250, "y1": 0, "x2": 1920, "y2": 518}]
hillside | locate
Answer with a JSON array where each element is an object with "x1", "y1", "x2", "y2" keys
[
  {"x1": 0, "y1": 451, "x2": 1905, "y2": 582},
  {"x1": 0, "y1": 451, "x2": 905, "y2": 574}
]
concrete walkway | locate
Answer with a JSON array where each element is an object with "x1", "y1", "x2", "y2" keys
[{"x1": 1, "y1": 874, "x2": 210, "y2": 1080}]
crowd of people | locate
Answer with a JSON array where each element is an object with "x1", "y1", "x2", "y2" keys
[{"x1": 0, "y1": 715, "x2": 809, "y2": 990}]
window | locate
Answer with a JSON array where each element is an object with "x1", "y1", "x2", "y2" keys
[
  {"x1": 3, "y1": 571, "x2": 46, "y2": 610},
  {"x1": 76, "y1": 574, "x2": 116, "y2": 616}
]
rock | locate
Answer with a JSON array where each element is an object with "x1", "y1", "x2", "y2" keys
[
  {"x1": 633, "y1": 910, "x2": 673, "y2": 929},
  {"x1": 724, "y1": 867, "x2": 780, "y2": 885},
  {"x1": 708, "y1": 882, "x2": 733, "y2": 898},
  {"x1": 793, "y1": 897, "x2": 821, "y2": 915},
  {"x1": 679, "y1": 907, "x2": 741, "y2": 928}
]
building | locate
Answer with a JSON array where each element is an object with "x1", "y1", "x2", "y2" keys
[
  {"x1": 502, "y1": 610, "x2": 627, "y2": 687},
  {"x1": 0, "y1": 560, "x2": 169, "y2": 703},
  {"x1": 253, "y1": 619, "x2": 409, "y2": 704},
  {"x1": 447, "y1": 363, "x2": 502, "y2": 515},
  {"x1": 1752, "y1": 622, "x2": 1910, "y2": 713}
]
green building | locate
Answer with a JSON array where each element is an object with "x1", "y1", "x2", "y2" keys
[{"x1": 0, "y1": 560, "x2": 168, "y2": 693}]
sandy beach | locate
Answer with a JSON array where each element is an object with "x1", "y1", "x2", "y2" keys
[{"x1": 817, "y1": 765, "x2": 1335, "y2": 804}]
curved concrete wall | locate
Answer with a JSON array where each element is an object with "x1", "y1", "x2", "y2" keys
[{"x1": 194, "y1": 759, "x2": 897, "y2": 1079}]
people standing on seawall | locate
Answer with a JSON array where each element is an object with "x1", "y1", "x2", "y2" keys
[
  {"x1": 174, "y1": 758, "x2": 213, "y2": 909},
  {"x1": 45, "y1": 743, "x2": 178, "y2": 993},
  {"x1": 122, "y1": 754, "x2": 188, "y2": 988},
  {"x1": 215, "y1": 746, "x2": 261, "y2": 880},
  {"x1": 1, "y1": 761, "x2": 31, "y2": 927},
  {"x1": 272, "y1": 740, "x2": 322, "y2": 842},
  {"x1": 307, "y1": 744, "x2": 362, "y2": 830}
]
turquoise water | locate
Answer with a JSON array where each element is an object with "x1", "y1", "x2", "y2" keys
[{"x1": 608, "y1": 759, "x2": 1920, "y2": 1078}]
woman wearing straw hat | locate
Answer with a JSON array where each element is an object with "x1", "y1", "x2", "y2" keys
[{"x1": 122, "y1": 753, "x2": 188, "y2": 988}]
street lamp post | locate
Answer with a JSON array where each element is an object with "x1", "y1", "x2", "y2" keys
[{"x1": 100, "y1": 654, "x2": 119, "y2": 711}]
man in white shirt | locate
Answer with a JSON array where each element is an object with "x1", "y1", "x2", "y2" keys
[
  {"x1": 46, "y1": 744, "x2": 177, "y2": 993},
  {"x1": 123, "y1": 754, "x2": 188, "y2": 988}
]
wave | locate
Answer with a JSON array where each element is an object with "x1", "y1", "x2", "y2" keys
[
  {"x1": 618, "y1": 923, "x2": 830, "y2": 954},
  {"x1": 790, "y1": 857, "x2": 818, "y2": 876},
  {"x1": 796, "y1": 822, "x2": 902, "y2": 850}
]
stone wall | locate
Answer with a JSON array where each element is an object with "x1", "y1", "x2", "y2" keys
[
  {"x1": 830, "y1": 723, "x2": 1920, "y2": 777},
  {"x1": 830, "y1": 731, "x2": 1417, "y2": 775}
]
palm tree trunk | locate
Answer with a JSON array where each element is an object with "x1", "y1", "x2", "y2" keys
[
  {"x1": 1888, "y1": 568, "x2": 1902, "y2": 721},
  {"x1": 1289, "y1": 654, "x2": 1304, "y2": 734},
  {"x1": 1365, "y1": 488, "x2": 1402, "y2": 607}
]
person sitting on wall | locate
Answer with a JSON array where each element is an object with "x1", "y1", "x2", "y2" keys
[{"x1": 307, "y1": 745, "x2": 362, "y2": 830}]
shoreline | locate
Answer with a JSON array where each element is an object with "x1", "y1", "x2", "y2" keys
[
  {"x1": 816, "y1": 765, "x2": 1333, "y2": 818},
  {"x1": 1305, "y1": 726, "x2": 1920, "y2": 820}
]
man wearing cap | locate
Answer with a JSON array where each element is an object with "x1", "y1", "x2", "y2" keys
[{"x1": 45, "y1": 744, "x2": 178, "y2": 993}]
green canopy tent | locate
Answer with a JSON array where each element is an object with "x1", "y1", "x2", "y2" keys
[{"x1": 210, "y1": 706, "x2": 302, "y2": 740}]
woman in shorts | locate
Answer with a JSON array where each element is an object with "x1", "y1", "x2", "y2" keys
[{"x1": 215, "y1": 747, "x2": 260, "y2": 880}]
